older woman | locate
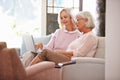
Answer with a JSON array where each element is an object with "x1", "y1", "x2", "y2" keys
[
  {"x1": 29, "y1": 11, "x2": 98, "y2": 65},
  {"x1": 66, "y1": 11, "x2": 98, "y2": 57}
]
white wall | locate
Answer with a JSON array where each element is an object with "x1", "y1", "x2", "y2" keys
[
  {"x1": 40, "y1": 0, "x2": 47, "y2": 36},
  {"x1": 106, "y1": 0, "x2": 120, "y2": 80}
]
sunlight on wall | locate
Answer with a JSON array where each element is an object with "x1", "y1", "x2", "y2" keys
[{"x1": 0, "y1": 0, "x2": 42, "y2": 48}]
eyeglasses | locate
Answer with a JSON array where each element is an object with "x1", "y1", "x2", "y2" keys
[{"x1": 76, "y1": 18, "x2": 84, "y2": 21}]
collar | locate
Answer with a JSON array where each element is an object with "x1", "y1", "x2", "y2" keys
[{"x1": 63, "y1": 29, "x2": 79, "y2": 33}]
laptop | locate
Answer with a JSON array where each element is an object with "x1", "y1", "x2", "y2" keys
[{"x1": 23, "y1": 34, "x2": 42, "y2": 54}]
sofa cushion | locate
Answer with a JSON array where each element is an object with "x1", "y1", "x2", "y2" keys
[
  {"x1": 34, "y1": 34, "x2": 51, "y2": 45},
  {"x1": 94, "y1": 37, "x2": 105, "y2": 58},
  {"x1": 0, "y1": 48, "x2": 27, "y2": 80},
  {"x1": 0, "y1": 42, "x2": 7, "y2": 50}
]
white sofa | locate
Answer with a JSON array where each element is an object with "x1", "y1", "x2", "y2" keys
[
  {"x1": 21, "y1": 35, "x2": 105, "y2": 80},
  {"x1": 61, "y1": 37, "x2": 105, "y2": 80}
]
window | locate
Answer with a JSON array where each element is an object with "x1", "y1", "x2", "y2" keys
[
  {"x1": 46, "y1": 0, "x2": 80, "y2": 34},
  {"x1": 47, "y1": 0, "x2": 79, "y2": 13}
]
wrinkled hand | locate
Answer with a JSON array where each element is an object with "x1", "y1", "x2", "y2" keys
[{"x1": 35, "y1": 42, "x2": 43, "y2": 50}]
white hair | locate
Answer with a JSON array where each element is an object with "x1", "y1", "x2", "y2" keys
[{"x1": 76, "y1": 11, "x2": 95, "y2": 29}]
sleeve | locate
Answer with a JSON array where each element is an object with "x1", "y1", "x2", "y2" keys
[
  {"x1": 73, "y1": 35, "x2": 97, "y2": 57},
  {"x1": 43, "y1": 29, "x2": 60, "y2": 50}
]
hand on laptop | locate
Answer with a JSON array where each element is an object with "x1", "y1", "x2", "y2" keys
[
  {"x1": 37, "y1": 48, "x2": 42, "y2": 53},
  {"x1": 35, "y1": 42, "x2": 43, "y2": 50}
]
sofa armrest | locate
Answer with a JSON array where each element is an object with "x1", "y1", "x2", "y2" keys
[
  {"x1": 62, "y1": 57, "x2": 105, "y2": 80},
  {"x1": 56, "y1": 57, "x2": 104, "y2": 68},
  {"x1": 72, "y1": 57, "x2": 105, "y2": 64},
  {"x1": 26, "y1": 61, "x2": 55, "y2": 77},
  {"x1": 0, "y1": 42, "x2": 7, "y2": 50}
]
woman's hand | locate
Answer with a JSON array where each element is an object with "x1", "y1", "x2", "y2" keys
[{"x1": 35, "y1": 42, "x2": 43, "y2": 50}]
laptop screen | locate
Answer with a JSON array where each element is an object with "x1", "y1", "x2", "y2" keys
[{"x1": 23, "y1": 34, "x2": 36, "y2": 52}]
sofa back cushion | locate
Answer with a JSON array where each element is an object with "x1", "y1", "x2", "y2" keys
[
  {"x1": 34, "y1": 34, "x2": 51, "y2": 45},
  {"x1": 94, "y1": 37, "x2": 105, "y2": 58}
]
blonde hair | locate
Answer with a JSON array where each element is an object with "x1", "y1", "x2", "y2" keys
[
  {"x1": 76, "y1": 11, "x2": 95, "y2": 29},
  {"x1": 57, "y1": 8, "x2": 76, "y2": 29}
]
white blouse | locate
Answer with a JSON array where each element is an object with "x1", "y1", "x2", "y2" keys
[{"x1": 67, "y1": 31, "x2": 98, "y2": 57}]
